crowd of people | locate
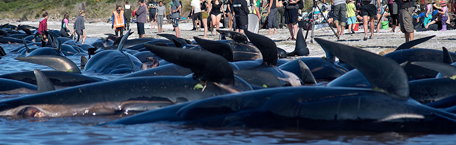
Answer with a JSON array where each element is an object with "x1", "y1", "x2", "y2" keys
[{"x1": 36, "y1": 0, "x2": 453, "y2": 44}]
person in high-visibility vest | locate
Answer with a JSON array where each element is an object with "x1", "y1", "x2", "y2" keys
[{"x1": 112, "y1": 5, "x2": 126, "y2": 37}]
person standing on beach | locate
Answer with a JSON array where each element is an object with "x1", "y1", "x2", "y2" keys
[
  {"x1": 267, "y1": 0, "x2": 279, "y2": 35},
  {"x1": 124, "y1": 1, "x2": 133, "y2": 30},
  {"x1": 232, "y1": 0, "x2": 249, "y2": 33},
  {"x1": 284, "y1": 0, "x2": 300, "y2": 40},
  {"x1": 60, "y1": 13, "x2": 72, "y2": 37},
  {"x1": 398, "y1": 0, "x2": 415, "y2": 42},
  {"x1": 201, "y1": 0, "x2": 210, "y2": 37},
  {"x1": 38, "y1": 12, "x2": 48, "y2": 47},
  {"x1": 156, "y1": 1, "x2": 166, "y2": 33},
  {"x1": 148, "y1": 0, "x2": 158, "y2": 30},
  {"x1": 387, "y1": 0, "x2": 399, "y2": 32},
  {"x1": 170, "y1": 0, "x2": 182, "y2": 37},
  {"x1": 74, "y1": 10, "x2": 87, "y2": 44},
  {"x1": 112, "y1": 5, "x2": 126, "y2": 37},
  {"x1": 136, "y1": 0, "x2": 148, "y2": 38},
  {"x1": 360, "y1": 0, "x2": 380, "y2": 40},
  {"x1": 346, "y1": 0, "x2": 357, "y2": 34},
  {"x1": 210, "y1": 0, "x2": 224, "y2": 35},
  {"x1": 331, "y1": 0, "x2": 347, "y2": 38},
  {"x1": 191, "y1": 0, "x2": 202, "y2": 31}
]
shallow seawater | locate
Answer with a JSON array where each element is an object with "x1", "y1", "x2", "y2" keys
[{"x1": 1, "y1": 43, "x2": 456, "y2": 145}]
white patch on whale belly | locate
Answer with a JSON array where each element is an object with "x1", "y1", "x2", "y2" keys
[{"x1": 378, "y1": 113, "x2": 425, "y2": 122}]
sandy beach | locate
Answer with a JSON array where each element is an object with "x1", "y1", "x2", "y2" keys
[{"x1": 4, "y1": 20, "x2": 456, "y2": 57}]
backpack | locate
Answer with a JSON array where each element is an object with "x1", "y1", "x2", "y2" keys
[{"x1": 298, "y1": 0, "x2": 304, "y2": 9}]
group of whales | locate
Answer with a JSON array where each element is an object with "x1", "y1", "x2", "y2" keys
[{"x1": 1, "y1": 23, "x2": 456, "y2": 132}]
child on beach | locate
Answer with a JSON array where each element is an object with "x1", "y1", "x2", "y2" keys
[
  {"x1": 346, "y1": 0, "x2": 357, "y2": 34},
  {"x1": 425, "y1": 0, "x2": 450, "y2": 31},
  {"x1": 156, "y1": 1, "x2": 166, "y2": 33}
]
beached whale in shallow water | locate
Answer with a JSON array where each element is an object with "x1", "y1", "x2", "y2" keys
[
  {"x1": 105, "y1": 37, "x2": 456, "y2": 133},
  {"x1": 0, "y1": 43, "x2": 253, "y2": 118}
]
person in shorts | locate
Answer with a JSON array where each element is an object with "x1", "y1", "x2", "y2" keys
[
  {"x1": 346, "y1": 0, "x2": 357, "y2": 34},
  {"x1": 388, "y1": 0, "x2": 399, "y2": 32},
  {"x1": 170, "y1": 0, "x2": 181, "y2": 37},
  {"x1": 191, "y1": 0, "x2": 202, "y2": 31},
  {"x1": 232, "y1": 0, "x2": 249, "y2": 33},
  {"x1": 331, "y1": 0, "x2": 347, "y2": 38},
  {"x1": 201, "y1": 0, "x2": 210, "y2": 37},
  {"x1": 74, "y1": 10, "x2": 87, "y2": 44},
  {"x1": 398, "y1": 0, "x2": 415, "y2": 42},
  {"x1": 284, "y1": 0, "x2": 300, "y2": 40},
  {"x1": 135, "y1": 0, "x2": 148, "y2": 38},
  {"x1": 148, "y1": 0, "x2": 158, "y2": 30},
  {"x1": 156, "y1": 1, "x2": 166, "y2": 33},
  {"x1": 360, "y1": 0, "x2": 380, "y2": 40}
]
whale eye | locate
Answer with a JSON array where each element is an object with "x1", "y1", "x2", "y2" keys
[{"x1": 18, "y1": 107, "x2": 45, "y2": 118}]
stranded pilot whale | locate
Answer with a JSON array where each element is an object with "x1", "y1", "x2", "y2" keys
[
  {"x1": 105, "y1": 37, "x2": 456, "y2": 133},
  {"x1": 0, "y1": 43, "x2": 253, "y2": 118}
]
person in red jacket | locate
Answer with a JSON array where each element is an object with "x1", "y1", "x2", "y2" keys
[{"x1": 38, "y1": 12, "x2": 49, "y2": 47}]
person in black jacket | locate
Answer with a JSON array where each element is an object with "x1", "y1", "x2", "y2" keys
[{"x1": 232, "y1": 0, "x2": 249, "y2": 33}]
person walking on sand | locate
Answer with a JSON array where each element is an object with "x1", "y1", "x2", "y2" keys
[
  {"x1": 210, "y1": 0, "x2": 224, "y2": 35},
  {"x1": 112, "y1": 5, "x2": 126, "y2": 37},
  {"x1": 148, "y1": 0, "x2": 158, "y2": 31},
  {"x1": 332, "y1": 0, "x2": 347, "y2": 38},
  {"x1": 191, "y1": 0, "x2": 202, "y2": 31},
  {"x1": 60, "y1": 13, "x2": 72, "y2": 37},
  {"x1": 346, "y1": 0, "x2": 357, "y2": 34},
  {"x1": 388, "y1": 0, "x2": 399, "y2": 32},
  {"x1": 201, "y1": 0, "x2": 210, "y2": 37},
  {"x1": 136, "y1": 0, "x2": 148, "y2": 38},
  {"x1": 38, "y1": 12, "x2": 48, "y2": 47},
  {"x1": 156, "y1": 1, "x2": 166, "y2": 33},
  {"x1": 398, "y1": 0, "x2": 415, "y2": 42},
  {"x1": 170, "y1": 0, "x2": 182, "y2": 37},
  {"x1": 124, "y1": 1, "x2": 133, "y2": 30},
  {"x1": 74, "y1": 10, "x2": 87, "y2": 44},
  {"x1": 360, "y1": 0, "x2": 380, "y2": 40}
]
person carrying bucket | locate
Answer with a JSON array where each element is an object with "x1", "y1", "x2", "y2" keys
[{"x1": 112, "y1": 5, "x2": 126, "y2": 37}]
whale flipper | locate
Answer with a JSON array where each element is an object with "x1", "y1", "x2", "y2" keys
[
  {"x1": 315, "y1": 38, "x2": 409, "y2": 98},
  {"x1": 16, "y1": 55, "x2": 81, "y2": 73}
]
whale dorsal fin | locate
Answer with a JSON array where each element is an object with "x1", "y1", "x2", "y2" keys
[
  {"x1": 216, "y1": 30, "x2": 249, "y2": 44},
  {"x1": 411, "y1": 61, "x2": 456, "y2": 78},
  {"x1": 145, "y1": 44, "x2": 234, "y2": 85},
  {"x1": 298, "y1": 60, "x2": 317, "y2": 85},
  {"x1": 288, "y1": 28, "x2": 309, "y2": 56},
  {"x1": 443, "y1": 47, "x2": 453, "y2": 64},
  {"x1": 117, "y1": 29, "x2": 132, "y2": 51},
  {"x1": 194, "y1": 37, "x2": 234, "y2": 62},
  {"x1": 33, "y1": 69, "x2": 55, "y2": 92},
  {"x1": 315, "y1": 38, "x2": 409, "y2": 98},
  {"x1": 395, "y1": 35, "x2": 435, "y2": 51},
  {"x1": 245, "y1": 31, "x2": 278, "y2": 66},
  {"x1": 80, "y1": 55, "x2": 88, "y2": 70},
  {"x1": 157, "y1": 33, "x2": 188, "y2": 48},
  {"x1": 16, "y1": 55, "x2": 81, "y2": 73}
]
